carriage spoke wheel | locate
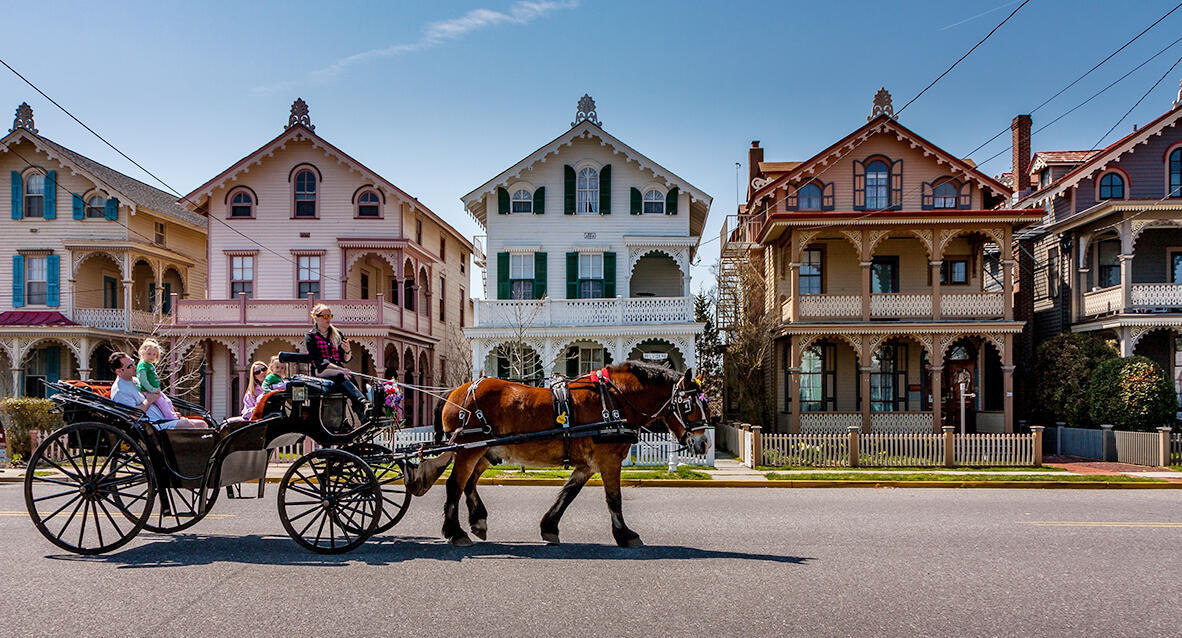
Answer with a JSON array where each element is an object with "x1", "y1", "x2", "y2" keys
[
  {"x1": 342, "y1": 443, "x2": 413, "y2": 535},
  {"x1": 143, "y1": 484, "x2": 219, "y2": 534},
  {"x1": 24, "y1": 422, "x2": 155, "y2": 555},
  {"x1": 278, "y1": 449, "x2": 379, "y2": 554}
]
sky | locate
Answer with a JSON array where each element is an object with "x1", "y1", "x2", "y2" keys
[{"x1": 3, "y1": 0, "x2": 1182, "y2": 297}]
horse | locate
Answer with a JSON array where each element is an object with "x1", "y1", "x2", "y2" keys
[{"x1": 407, "y1": 361, "x2": 710, "y2": 548}]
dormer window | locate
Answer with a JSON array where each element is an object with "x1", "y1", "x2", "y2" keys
[
  {"x1": 24, "y1": 173, "x2": 44, "y2": 218},
  {"x1": 643, "y1": 189, "x2": 665, "y2": 214},
  {"x1": 294, "y1": 169, "x2": 317, "y2": 218},
  {"x1": 511, "y1": 189, "x2": 532, "y2": 214},
  {"x1": 576, "y1": 167, "x2": 599, "y2": 214},
  {"x1": 932, "y1": 180, "x2": 958, "y2": 209},
  {"x1": 357, "y1": 190, "x2": 381, "y2": 217},
  {"x1": 230, "y1": 190, "x2": 254, "y2": 218},
  {"x1": 86, "y1": 195, "x2": 106, "y2": 218},
  {"x1": 797, "y1": 183, "x2": 822, "y2": 211},
  {"x1": 865, "y1": 160, "x2": 889, "y2": 210},
  {"x1": 1098, "y1": 172, "x2": 1125, "y2": 200}
]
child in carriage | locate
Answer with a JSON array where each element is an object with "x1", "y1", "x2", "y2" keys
[
  {"x1": 263, "y1": 355, "x2": 288, "y2": 392},
  {"x1": 135, "y1": 339, "x2": 179, "y2": 421}
]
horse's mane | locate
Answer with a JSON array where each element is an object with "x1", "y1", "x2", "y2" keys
[{"x1": 611, "y1": 360, "x2": 680, "y2": 385}]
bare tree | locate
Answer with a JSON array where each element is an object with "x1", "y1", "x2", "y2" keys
[
  {"x1": 436, "y1": 327, "x2": 475, "y2": 388},
  {"x1": 715, "y1": 252, "x2": 776, "y2": 426},
  {"x1": 485, "y1": 300, "x2": 547, "y2": 384}
]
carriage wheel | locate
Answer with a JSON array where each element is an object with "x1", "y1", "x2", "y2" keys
[
  {"x1": 277, "y1": 449, "x2": 379, "y2": 554},
  {"x1": 143, "y1": 483, "x2": 219, "y2": 534},
  {"x1": 24, "y1": 422, "x2": 155, "y2": 555},
  {"x1": 342, "y1": 443, "x2": 413, "y2": 535}
]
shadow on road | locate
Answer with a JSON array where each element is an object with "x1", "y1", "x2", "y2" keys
[{"x1": 43, "y1": 533, "x2": 813, "y2": 568}]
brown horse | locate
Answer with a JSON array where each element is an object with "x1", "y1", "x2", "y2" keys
[{"x1": 409, "y1": 361, "x2": 710, "y2": 548}]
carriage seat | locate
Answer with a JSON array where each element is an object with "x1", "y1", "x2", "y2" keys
[{"x1": 64, "y1": 380, "x2": 112, "y2": 397}]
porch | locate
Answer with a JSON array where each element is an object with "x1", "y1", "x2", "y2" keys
[{"x1": 64, "y1": 242, "x2": 194, "y2": 333}]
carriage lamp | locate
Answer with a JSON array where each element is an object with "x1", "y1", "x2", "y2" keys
[{"x1": 292, "y1": 385, "x2": 308, "y2": 403}]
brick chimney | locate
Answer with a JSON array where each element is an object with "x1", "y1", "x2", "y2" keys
[
  {"x1": 747, "y1": 140, "x2": 764, "y2": 202},
  {"x1": 1011, "y1": 115, "x2": 1032, "y2": 194}
]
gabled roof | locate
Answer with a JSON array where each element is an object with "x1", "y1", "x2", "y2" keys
[
  {"x1": 1021, "y1": 103, "x2": 1182, "y2": 207},
  {"x1": 1029, "y1": 150, "x2": 1099, "y2": 174},
  {"x1": 183, "y1": 123, "x2": 471, "y2": 249},
  {"x1": 758, "y1": 161, "x2": 802, "y2": 174},
  {"x1": 460, "y1": 120, "x2": 712, "y2": 232},
  {"x1": 0, "y1": 128, "x2": 205, "y2": 229},
  {"x1": 748, "y1": 114, "x2": 1012, "y2": 205}
]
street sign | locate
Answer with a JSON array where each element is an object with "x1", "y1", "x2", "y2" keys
[{"x1": 641, "y1": 352, "x2": 668, "y2": 361}]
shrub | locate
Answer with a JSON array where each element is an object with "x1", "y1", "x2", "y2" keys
[
  {"x1": 1034, "y1": 333, "x2": 1118, "y2": 426},
  {"x1": 0, "y1": 397, "x2": 64, "y2": 461},
  {"x1": 1087, "y1": 356, "x2": 1176, "y2": 431}
]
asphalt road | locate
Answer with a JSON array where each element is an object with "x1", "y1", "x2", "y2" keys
[{"x1": 3, "y1": 483, "x2": 1182, "y2": 637}]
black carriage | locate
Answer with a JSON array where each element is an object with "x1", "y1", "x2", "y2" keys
[{"x1": 23, "y1": 352, "x2": 414, "y2": 555}]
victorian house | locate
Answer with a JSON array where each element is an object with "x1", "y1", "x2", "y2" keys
[
  {"x1": 461, "y1": 96, "x2": 712, "y2": 380},
  {"x1": 1014, "y1": 86, "x2": 1182, "y2": 405},
  {"x1": 164, "y1": 100, "x2": 473, "y2": 423},
  {"x1": 721, "y1": 90, "x2": 1041, "y2": 434},
  {"x1": 0, "y1": 103, "x2": 207, "y2": 398}
]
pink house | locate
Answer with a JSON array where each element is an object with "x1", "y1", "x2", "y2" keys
[{"x1": 164, "y1": 100, "x2": 472, "y2": 422}]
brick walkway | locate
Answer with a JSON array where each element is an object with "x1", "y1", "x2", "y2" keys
[{"x1": 1044, "y1": 455, "x2": 1182, "y2": 482}]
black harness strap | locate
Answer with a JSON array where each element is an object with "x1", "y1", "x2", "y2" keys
[
  {"x1": 451, "y1": 378, "x2": 493, "y2": 444},
  {"x1": 550, "y1": 376, "x2": 574, "y2": 468}
]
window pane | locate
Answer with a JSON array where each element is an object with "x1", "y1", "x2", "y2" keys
[
  {"x1": 866, "y1": 161, "x2": 889, "y2": 209},
  {"x1": 871, "y1": 259, "x2": 896, "y2": 293},
  {"x1": 951, "y1": 261, "x2": 967, "y2": 284},
  {"x1": 798, "y1": 184, "x2": 822, "y2": 210}
]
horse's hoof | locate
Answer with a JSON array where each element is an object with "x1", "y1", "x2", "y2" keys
[
  {"x1": 470, "y1": 524, "x2": 488, "y2": 540},
  {"x1": 616, "y1": 536, "x2": 643, "y2": 548},
  {"x1": 541, "y1": 532, "x2": 561, "y2": 545},
  {"x1": 450, "y1": 534, "x2": 474, "y2": 547}
]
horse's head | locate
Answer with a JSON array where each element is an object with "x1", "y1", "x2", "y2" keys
[{"x1": 660, "y1": 368, "x2": 710, "y2": 455}]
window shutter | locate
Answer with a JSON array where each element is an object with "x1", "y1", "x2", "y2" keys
[
  {"x1": 496, "y1": 252, "x2": 509, "y2": 300},
  {"x1": 889, "y1": 160, "x2": 903, "y2": 210},
  {"x1": 105, "y1": 197, "x2": 119, "y2": 221},
  {"x1": 630, "y1": 187, "x2": 642, "y2": 215},
  {"x1": 533, "y1": 186, "x2": 545, "y2": 214},
  {"x1": 72, "y1": 193, "x2": 84, "y2": 220},
  {"x1": 565, "y1": 346, "x2": 578, "y2": 377},
  {"x1": 921, "y1": 182, "x2": 933, "y2": 210},
  {"x1": 958, "y1": 182, "x2": 972, "y2": 209},
  {"x1": 599, "y1": 164, "x2": 611, "y2": 214},
  {"x1": 46, "y1": 253, "x2": 60, "y2": 307},
  {"x1": 533, "y1": 252, "x2": 547, "y2": 298},
  {"x1": 564, "y1": 165, "x2": 576, "y2": 214},
  {"x1": 665, "y1": 187, "x2": 679, "y2": 215},
  {"x1": 45, "y1": 346, "x2": 60, "y2": 385},
  {"x1": 163, "y1": 282, "x2": 172, "y2": 314},
  {"x1": 497, "y1": 187, "x2": 510, "y2": 215},
  {"x1": 603, "y1": 251, "x2": 616, "y2": 297},
  {"x1": 566, "y1": 252, "x2": 578, "y2": 298},
  {"x1": 496, "y1": 355, "x2": 509, "y2": 379},
  {"x1": 44, "y1": 171, "x2": 56, "y2": 219},
  {"x1": 785, "y1": 186, "x2": 798, "y2": 211},
  {"x1": 822, "y1": 182, "x2": 834, "y2": 211},
  {"x1": 11, "y1": 171, "x2": 22, "y2": 219},
  {"x1": 12, "y1": 255, "x2": 24, "y2": 307},
  {"x1": 852, "y1": 161, "x2": 866, "y2": 211}
]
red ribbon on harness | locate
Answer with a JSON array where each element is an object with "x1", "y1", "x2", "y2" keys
[
  {"x1": 589, "y1": 371, "x2": 599, "y2": 383},
  {"x1": 599, "y1": 367, "x2": 611, "y2": 381}
]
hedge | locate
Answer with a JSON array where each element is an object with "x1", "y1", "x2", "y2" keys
[
  {"x1": 0, "y1": 397, "x2": 64, "y2": 462},
  {"x1": 1034, "y1": 332, "x2": 1118, "y2": 426},
  {"x1": 1087, "y1": 356, "x2": 1176, "y2": 431}
]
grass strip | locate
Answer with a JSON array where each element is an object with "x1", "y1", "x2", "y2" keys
[
  {"x1": 764, "y1": 472, "x2": 1166, "y2": 483},
  {"x1": 755, "y1": 465, "x2": 1067, "y2": 472}
]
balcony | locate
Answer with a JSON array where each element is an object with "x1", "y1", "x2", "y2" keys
[
  {"x1": 172, "y1": 296, "x2": 425, "y2": 333},
  {"x1": 1082, "y1": 283, "x2": 1182, "y2": 317},
  {"x1": 787, "y1": 292, "x2": 1005, "y2": 321},
  {"x1": 474, "y1": 296, "x2": 694, "y2": 328},
  {"x1": 73, "y1": 308, "x2": 160, "y2": 333}
]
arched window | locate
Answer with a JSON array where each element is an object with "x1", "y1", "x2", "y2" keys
[
  {"x1": 643, "y1": 189, "x2": 665, "y2": 214},
  {"x1": 576, "y1": 167, "x2": 598, "y2": 214},
  {"x1": 230, "y1": 191, "x2": 253, "y2": 218},
  {"x1": 357, "y1": 190, "x2": 380, "y2": 217},
  {"x1": 511, "y1": 189, "x2": 532, "y2": 214},
  {"x1": 1098, "y1": 172, "x2": 1124, "y2": 200},
  {"x1": 24, "y1": 173, "x2": 44, "y2": 218},
  {"x1": 1169, "y1": 148, "x2": 1181, "y2": 198},
  {"x1": 865, "y1": 160, "x2": 889, "y2": 210},
  {"x1": 86, "y1": 195, "x2": 106, "y2": 218},
  {"x1": 294, "y1": 169, "x2": 316, "y2": 218},
  {"x1": 932, "y1": 181, "x2": 958, "y2": 209},
  {"x1": 797, "y1": 183, "x2": 822, "y2": 211}
]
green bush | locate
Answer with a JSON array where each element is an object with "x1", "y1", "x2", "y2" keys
[
  {"x1": 1034, "y1": 333, "x2": 1118, "y2": 426},
  {"x1": 1087, "y1": 356, "x2": 1176, "y2": 431},
  {"x1": 0, "y1": 397, "x2": 64, "y2": 461}
]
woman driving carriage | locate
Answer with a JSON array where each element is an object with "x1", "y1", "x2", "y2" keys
[{"x1": 306, "y1": 303, "x2": 371, "y2": 418}]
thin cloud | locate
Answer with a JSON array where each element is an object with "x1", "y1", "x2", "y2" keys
[{"x1": 254, "y1": 1, "x2": 578, "y2": 95}]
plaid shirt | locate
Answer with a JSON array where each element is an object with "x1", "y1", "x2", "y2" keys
[{"x1": 305, "y1": 329, "x2": 348, "y2": 372}]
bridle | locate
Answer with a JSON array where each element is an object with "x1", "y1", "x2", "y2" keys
[{"x1": 658, "y1": 378, "x2": 710, "y2": 446}]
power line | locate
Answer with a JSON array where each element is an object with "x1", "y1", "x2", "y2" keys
[{"x1": 1090, "y1": 53, "x2": 1182, "y2": 150}]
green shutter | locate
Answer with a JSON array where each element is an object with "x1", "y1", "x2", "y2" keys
[
  {"x1": 533, "y1": 252, "x2": 547, "y2": 299},
  {"x1": 72, "y1": 193, "x2": 83, "y2": 219},
  {"x1": 533, "y1": 186, "x2": 545, "y2": 215},
  {"x1": 497, "y1": 187, "x2": 510, "y2": 215},
  {"x1": 599, "y1": 164, "x2": 611, "y2": 214},
  {"x1": 630, "y1": 187, "x2": 642, "y2": 215},
  {"x1": 12, "y1": 255, "x2": 25, "y2": 307},
  {"x1": 11, "y1": 171, "x2": 22, "y2": 219},
  {"x1": 603, "y1": 252, "x2": 616, "y2": 297},
  {"x1": 665, "y1": 187, "x2": 679, "y2": 215},
  {"x1": 496, "y1": 252, "x2": 510, "y2": 299},
  {"x1": 564, "y1": 165, "x2": 575, "y2": 214},
  {"x1": 46, "y1": 253, "x2": 59, "y2": 307},
  {"x1": 44, "y1": 171, "x2": 56, "y2": 219},
  {"x1": 105, "y1": 197, "x2": 119, "y2": 221},
  {"x1": 566, "y1": 252, "x2": 578, "y2": 299}
]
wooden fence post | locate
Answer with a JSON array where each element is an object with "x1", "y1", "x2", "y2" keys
[
  {"x1": 1030, "y1": 425, "x2": 1044, "y2": 466},
  {"x1": 1101, "y1": 424, "x2": 1115, "y2": 462},
  {"x1": 1157, "y1": 427, "x2": 1172, "y2": 468},
  {"x1": 943, "y1": 426, "x2": 955, "y2": 467},
  {"x1": 751, "y1": 426, "x2": 762, "y2": 468},
  {"x1": 848, "y1": 425, "x2": 859, "y2": 467}
]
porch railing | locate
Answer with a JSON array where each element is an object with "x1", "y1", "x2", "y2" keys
[
  {"x1": 73, "y1": 307, "x2": 163, "y2": 333},
  {"x1": 473, "y1": 296, "x2": 694, "y2": 328},
  {"x1": 792, "y1": 291, "x2": 1005, "y2": 320},
  {"x1": 869, "y1": 412, "x2": 933, "y2": 432},
  {"x1": 870, "y1": 293, "x2": 932, "y2": 318},
  {"x1": 1082, "y1": 286, "x2": 1123, "y2": 316},
  {"x1": 173, "y1": 296, "x2": 412, "y2": 329},
  {"x1": 1130, "y1": 283, "x2": 1182, "y2": 308},
  {"x1": 940, "y1": 292, "x2": 1004, "y2": 317}
]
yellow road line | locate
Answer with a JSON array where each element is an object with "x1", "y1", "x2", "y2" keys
[{"x1": 1022, "y1": 521, "x2": 1182, "y2": 527}]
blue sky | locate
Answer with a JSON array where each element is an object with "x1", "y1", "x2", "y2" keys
[{"x1": 3, "y1": 0, "x2": 1182, "y2": 295}]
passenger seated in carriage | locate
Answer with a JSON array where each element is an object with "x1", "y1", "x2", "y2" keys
[
  {"x1": 108, "y1": 352, "x2": 207, "y2": 430},
  {"x1": 241, "y1": 361, "x2": 269, "y2": 420},
  {"x1": 263, "y1": 355, "x2": 287, "y2": 392},
  {"x1": 306, "y1": 303, "x2": 371, "y2": 419}
]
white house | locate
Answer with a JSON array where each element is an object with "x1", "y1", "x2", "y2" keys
[{"x1": 461, "y1": 96, "x2": 711, "y2": 380}]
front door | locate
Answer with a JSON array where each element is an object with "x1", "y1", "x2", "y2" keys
[{"x1": 944, "y1": 361, "x2": 976, "y2": 432}]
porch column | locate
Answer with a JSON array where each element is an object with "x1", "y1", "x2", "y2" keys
[
  {"x1": 1119, "y1": 254, "x2": 1134, "y2": 313},
  {"x1": 1003, "y1": 333, "x2": 1015, "y2": 433},
  {"x1": 929, "y1": 365, "x2": 944, "y2": 433},
  {"x1": 122, "y1": 279, "x2": 133, "y2": 332},
  {"x1": 860, "y1": 262, "x2": 872, "y2": 321},
  {"x1": 788, "y1": 262, "x2": 800, "y2": 322},
  {"x1": 1075, "y1": 267, "x2": 1089, "y2": 323},
  {"x1": 203, "y1": 341, "x2": 214, "y2": 409},
  {"x1": 859, "y1": 366, "x2": 872, "y2": 433},
  {"x1": 788, "y1": 336, "x2": 801, "y2": 434},
  {"x1": 10, "y1": 368, "x2": 23, "y2": 397},
  {"x1": 1003, "y1": 226, "x2": 1014, "y2": 321},
  {"x1": 1118, "y1": 326, "x2": 1133, "y2": 357},
  {"x1": 930, "y1": 260, "x2": 943, "y2": 320}
]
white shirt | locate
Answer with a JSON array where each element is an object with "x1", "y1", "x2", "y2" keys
[{"x1": 111, "y1": 377, "x2": 170, "y2": 423}]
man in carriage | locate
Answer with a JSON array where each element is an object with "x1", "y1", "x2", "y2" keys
[{"x1": 108, "y1": 351, "x2": 207, "y2": 430}]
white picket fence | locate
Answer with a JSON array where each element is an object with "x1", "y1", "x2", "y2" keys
[
  {"x1": 860, "y1": 433, "x2": 944, "y2": 467},
  {"x1": 954, "y1": 433, "x2": 1036, "y2": 466},
  {"x1": 269, "y1": 426, "x2": 436, "y2": 463},
  {"x1": 622, "y1": 429, "x2": 715, "y2": 468},
  {"x1": 762, "y1": 432, "x2": 849, "y2": 467},
  {"x1": 749, "y1": 428, "x2": 1042, "y2": 468}
]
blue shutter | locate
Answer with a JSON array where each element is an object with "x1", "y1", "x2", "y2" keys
[
  {"x1": 11, "y1": 171, "x2": 22, "y2": 219},
  {"x1": 105, "y1": 197, "x2": 118, "y2": 221},
  {"x1": 45, "y1": 346, "x2": 60, "y2": 384},
  {"x1": 43, "y1": 171, "x2": 56, "y2": 219},
  {"x1": 46, "y1": 254, "x2": 59, "y2": 307},
  {"x1": 72, "y1": 193, "x2": 84, "y2": 220},
  {"x1": 11, "y1": 255, "x2": 24, "y2": 307}
]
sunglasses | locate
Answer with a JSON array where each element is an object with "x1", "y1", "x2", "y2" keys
[
  {"x1": 119, "y1": 362, "x2": 136, "y2": 371},
  {"x1": 254, "y1": 369, "x2": 267, "y2": 375},
  {"x1": 313, "y1": 312, "x2": 333, "y2": 319}
]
